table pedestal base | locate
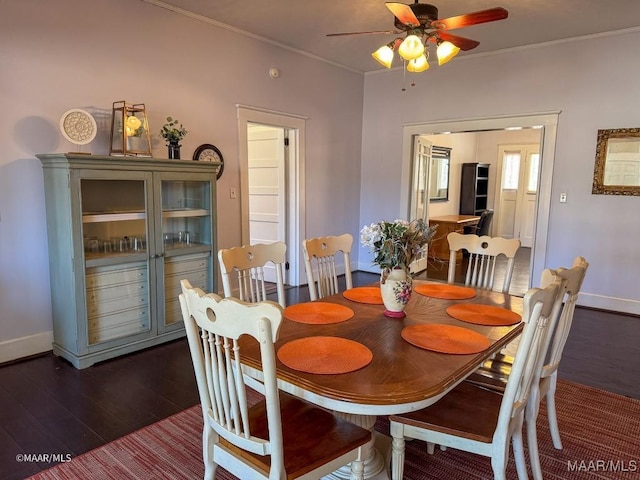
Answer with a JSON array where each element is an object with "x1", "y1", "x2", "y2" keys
[{"x1": 322, "y1": 414, "x2": 391, "y2": 480}]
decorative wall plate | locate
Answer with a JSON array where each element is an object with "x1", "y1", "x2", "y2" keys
[
  {"x1": 193, "y1": 143, "x2": 224, "y2": 179},
  {"x1": 59, "y1": 108, "x2": 97, "y2": 146}
]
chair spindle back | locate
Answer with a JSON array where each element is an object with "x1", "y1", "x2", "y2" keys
[{"x1": 447, "y1": 232, "x2": 521, "y2": 293}]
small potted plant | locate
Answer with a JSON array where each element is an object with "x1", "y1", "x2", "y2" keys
[{"x1": 160, "y1": 116, "x2": 188, "y2": 159}]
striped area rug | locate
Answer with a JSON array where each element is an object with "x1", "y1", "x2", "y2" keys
[{"x1": 28, "y1": 380, "x2": 640, "y2": 480}]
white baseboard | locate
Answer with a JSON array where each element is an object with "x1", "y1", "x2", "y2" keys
[
  {"x1": 0, "y1": 331, "x2": 53, "y2": 364},
  {"x1": 357, "y1": 263, "x2": 380, "y2": 274},
  {"x1": 578, "y1": 292, "x2": 640, "y2": 316},
  {"x1": 357, "y1": 261, "x2": 639, "y2": 316},
  {"x1": 1, "y1": 293, "x2": 633, "y2": 366}
]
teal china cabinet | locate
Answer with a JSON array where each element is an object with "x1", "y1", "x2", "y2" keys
[{"x1": 38, "y1": 154, "x2": 220, "y2": 368}]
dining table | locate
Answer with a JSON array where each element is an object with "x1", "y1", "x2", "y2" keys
[{"x1": 239, "y1": 279, "x2": 524, "y2": 480}]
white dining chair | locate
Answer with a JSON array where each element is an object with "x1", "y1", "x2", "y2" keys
[
  {"x1": 447, "y1": 233, "x2": 519, "y2": 387},
  {"x1": 179, "y1": 279, "x2": 370, "y2": 480},
  {"x1": 465, "y1": 257, "x2": 589, "y2": 479},
  {"x1": 526, "y1": 256, "x2": 589, "y2": 480},
  {"x1": 218, "y1": 241, "x2": 287, "y2": 307},
  {"x1": 447, "y1": 232, "x2": 521, "y2": 294},
  {"x1": 389, "y1": 279, "x2": 561, "y2": 480},
  {"x1": 303, "y1": 233, "x2": 353, "y2": 300}
]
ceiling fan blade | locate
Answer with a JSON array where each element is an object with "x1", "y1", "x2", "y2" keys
[
  {"x1": 326, "y1": 30, "x2": 399, "y2": 37},
  {"x1": 386, "y1": 2, "x2": 420, "y2": 27},
  {"x1": 434, "y1": 7, "x2": 508, "y2": 30},
  {"x1": 437, "y1": 32, "x2": 480, "y2": 51}
]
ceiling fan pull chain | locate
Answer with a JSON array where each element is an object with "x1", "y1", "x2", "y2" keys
[{"x1": 402, "y1": 60, "x2": 407, "y2": 92}]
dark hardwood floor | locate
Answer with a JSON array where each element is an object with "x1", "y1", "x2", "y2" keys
[{"x1": 1, "y1": 271, "x2": 638, "y2": 480}]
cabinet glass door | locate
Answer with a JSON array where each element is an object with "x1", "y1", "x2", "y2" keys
[
  {"x1": 160, "y1": 178, "x2": 214, "y2": 330},
  {"x1": 80, "y1": 177, "x2": 152, "y2": 346}
]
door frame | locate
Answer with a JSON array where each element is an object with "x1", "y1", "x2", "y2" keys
[
  {"x1": 237, "y1": 105, "x2": 307, "y2": 286},
  {"x1": 399, "y1": 112, "x2": 560, "y2": 289}
]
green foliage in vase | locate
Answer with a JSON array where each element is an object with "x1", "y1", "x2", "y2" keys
[
  {"x1": 160, "y1": 116, "x2": 188, "y2": 145},
  {"x1": 360, "y1": 218, "x2": 438, "y2": 271}
]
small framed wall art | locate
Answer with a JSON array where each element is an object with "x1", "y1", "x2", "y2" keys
[{"x1": 59, "y1": 108, "x2": 97, "y2": 153}]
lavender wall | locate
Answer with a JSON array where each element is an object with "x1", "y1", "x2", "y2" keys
[
  {"x1": 3, "y1": 1, "x2": 638, "y2": 362},
  {"x1": 0, "y1": 0, "x2": 364, "y2": 360},
  {"x1": 360, "y1": 29, "x2": 640, "y2": 313}
]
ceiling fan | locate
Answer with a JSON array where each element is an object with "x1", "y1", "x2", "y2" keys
[{"x1": 327, "y1": 1, "x2": 508, "y2": 72}]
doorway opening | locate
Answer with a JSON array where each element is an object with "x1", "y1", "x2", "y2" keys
[
  {"x1": 237, "y1": 106, "x2": 307, "y2": 286},
  {"x1": 400, "y1": 112, "x2": 559, "y2": 292}
]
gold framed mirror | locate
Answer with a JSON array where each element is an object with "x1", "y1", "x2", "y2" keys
[{"x1": 592, "y1": 128, "x2": 640, "y2": 195}]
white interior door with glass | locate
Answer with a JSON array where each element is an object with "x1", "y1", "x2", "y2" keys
[
  {"x1": 496, "y1": 144, "x2": 540, "y2": 247},
  {"x1": 408, "y1": 136, "x2": 432, "y2": 273}
]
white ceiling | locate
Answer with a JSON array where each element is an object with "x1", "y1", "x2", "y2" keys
[{"x1": 147, "y1": 0, "x2": 640, "y2": 73}]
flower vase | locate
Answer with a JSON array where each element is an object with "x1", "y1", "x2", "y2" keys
[
  {"x1": 168, "y1": 142, "x2": 181, "y2": 160},
  {"x1": 380, "y1": 267, "x2": 412, "y2": 318}
]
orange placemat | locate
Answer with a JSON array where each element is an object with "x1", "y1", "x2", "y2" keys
[
  {"x1": 277, "y1": 336, "x2": 373, "y2": 374},
  {"x1": 343, "y1": 287, "x2": 383, "y2": 305},
  {"x1": 446, "y1": 303, "x2": 522, "y2": 326},
  {"x1": 401, "y1": 324, "x2": 490, "y2": 354},
  {"x1": 415, "y1": 283, "x2": 477, "y2": 300},
  {"x1": 284, "y1": 302, "x2": 354, "y2": 324}
]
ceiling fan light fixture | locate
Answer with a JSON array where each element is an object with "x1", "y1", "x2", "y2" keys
[
  {"x1": 372, "y1": 44, "x2": 395, "y2": 69},
  {"x1": 398, "y1": 34, "x2": 424, "y2": 61},
  {"x1": 436, "y1": 40, "x2": 460, "y2": 65},
  {"x1": 407, "y1": 54, "x2": 430, "y2": 73}
]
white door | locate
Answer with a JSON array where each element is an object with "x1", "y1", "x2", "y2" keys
[
  {"x1": 409, "y1": 136, "x2": 432, "y2": 273},
  {"x1": 496, "y1": 144, "x2": 540, "y2": 247},
  {"x1": 247, "y1": 124, "x2": 286, "y2": 282}
]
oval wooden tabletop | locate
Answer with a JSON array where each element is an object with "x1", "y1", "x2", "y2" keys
[{"x1": 239, "y1": 280, "x2": 523, "y2": 414}]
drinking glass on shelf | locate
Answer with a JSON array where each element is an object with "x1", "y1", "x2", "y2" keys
[
  {"x1": 118, "y1": 238, "x2": 129, "y2": 253},
  {"x1": 178, "y1": 230, "x2": 191, "y2": 245},
  {"x1": 163, "y1": 232, "x2": 175, "y2": 247},
  {"x1": 131, "y1": 236, "x2": 145, "y2": 251},
  {"x1": 87, "y1": 238, "x2": 100, "y2": 254}
]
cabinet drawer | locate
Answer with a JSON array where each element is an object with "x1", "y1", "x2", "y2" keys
[
  {"x1": 164, "y1": 301, "x2": 183, "y2": 326},
  {"x1": 165, "y1": 270, "x2": 209, "y2": 326},
  {"x1": 165, "y1": 253, "x2": 210, "y2": 276},
  {"x1": 88, "y1": 307, "x2": 149, "y2": 344},
  {"x1": 86, "y1": 264, "x2": 147, "y2": 289},
  {"x1": 166, "y1": 269, "x2": 208, "y2": 297},
  {"x1": 87, "y1": 281, "x2": 148, "y2": 306},
  {"x1": 87, "y1": 291, "x2": 149, "y2": 317}
]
